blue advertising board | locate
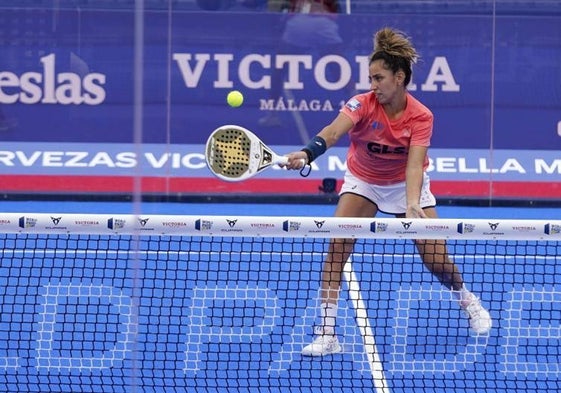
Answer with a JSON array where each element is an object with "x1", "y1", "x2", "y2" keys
[{"x1": 0, "y1": 8, "x2": 559, "y2": 198}]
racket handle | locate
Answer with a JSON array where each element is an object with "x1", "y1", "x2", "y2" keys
[{"x1": 278, "y1": 157, "x2": 307, "y2": 166}]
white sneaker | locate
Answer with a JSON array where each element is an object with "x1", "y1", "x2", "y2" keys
[
  {"x1": 461, "y1": 296, "x2": 492, "y2": 334},
  {"x1": 301, "y1": 334, "x2": 341, "y2": 356}
]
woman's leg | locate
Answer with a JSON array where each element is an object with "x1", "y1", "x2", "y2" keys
[
  {"x1": 410, "y1": 207, "x2": 492, "y2": 333},
  {"x1": 301, "y1": 193, "x2": 377, "y2": 356},
  {"x1": 410, "y1": 207, "x2": 464, "y2": 290},
  {"x1": 321, "y1": 193, "x2": 378, "y2": 309}
]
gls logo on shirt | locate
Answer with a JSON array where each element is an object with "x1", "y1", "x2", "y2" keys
[{"x1": 367, "y1": 142, "x2": 407, "y2": 155}]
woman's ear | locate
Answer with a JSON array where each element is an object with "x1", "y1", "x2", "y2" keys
[{"x1": 396, "y1": 70, "x2": 406, "y2": 86}]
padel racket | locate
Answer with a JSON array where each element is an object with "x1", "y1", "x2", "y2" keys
[{"x1": 205, "y1": 124, "x2": 291, "y2": 182}]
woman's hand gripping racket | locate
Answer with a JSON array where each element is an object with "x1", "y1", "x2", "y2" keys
[{"x1": 205, "y1": 124, "x2": 305, "y2": 182}]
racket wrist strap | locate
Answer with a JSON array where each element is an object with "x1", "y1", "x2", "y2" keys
[{"x1": 302, "y1": 136, "x2": 327, "y2": 164}]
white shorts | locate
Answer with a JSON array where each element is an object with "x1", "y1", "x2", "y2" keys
[{"x1": 339, "y1": 170, "x2": 437, "y2": 215}]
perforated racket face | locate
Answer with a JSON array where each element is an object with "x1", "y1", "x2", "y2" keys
[{"x1": 206, "y1": 127, "x2": 252, "y2": 179}]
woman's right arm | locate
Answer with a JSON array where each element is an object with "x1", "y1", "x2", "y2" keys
[{"x1": 285, "y1": 112, "x2": 354, "y2": 169}]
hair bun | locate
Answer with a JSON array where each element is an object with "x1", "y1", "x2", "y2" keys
[{"x1": 373, "y1": 27, "x2": 418, "y2": 64}]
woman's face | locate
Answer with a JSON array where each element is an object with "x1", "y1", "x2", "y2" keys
[{"x1": 368, "y1": 59, "x2": 404, "y2": 105}]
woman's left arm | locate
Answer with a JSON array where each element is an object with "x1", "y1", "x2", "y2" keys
[{"x1": 405, "y1": 145, "x2": 428, "y2": 218}]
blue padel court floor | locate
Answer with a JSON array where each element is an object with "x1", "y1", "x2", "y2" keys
[
  {"x1": 0, "y1": 200, "x2": 559, "y2": 393},
  {"x1": 1, "y1": 199, "x2": 559, "y2": 218}
]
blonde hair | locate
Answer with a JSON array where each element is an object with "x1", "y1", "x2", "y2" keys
[{"x1": 370, "y1": 27, "x2": 418, "y2": 86}]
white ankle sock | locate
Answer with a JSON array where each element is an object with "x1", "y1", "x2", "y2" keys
[
  {"x1": 320, "y1": 303, "x2": 337, "y2": 335},
  {"x1": 453, "y1": 285, "x2": 476, "y2": 307}
]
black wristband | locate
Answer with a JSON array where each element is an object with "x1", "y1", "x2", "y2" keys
[
  {"x1": 301, "y1": 136, "x2": 327, "y2": 164},
  {"x1": 301, "y1": 148, "x2": 314, "y2": 164}
]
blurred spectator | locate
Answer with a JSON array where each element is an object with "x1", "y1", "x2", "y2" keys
[
  {"x1": 268, "y1": 0, "x2": 339, "y2": 13},
  {"x1": 259, "y1": 0, "x2": 344, "y2": 127}
]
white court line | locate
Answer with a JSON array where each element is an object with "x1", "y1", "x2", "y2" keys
[{"x1": 343, "y1": 257, "x2": 390, "y2": 393}]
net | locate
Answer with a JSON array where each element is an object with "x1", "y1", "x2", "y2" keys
[{"x1": 0, "y1": 213, "x2": 560, "y2": 393}]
